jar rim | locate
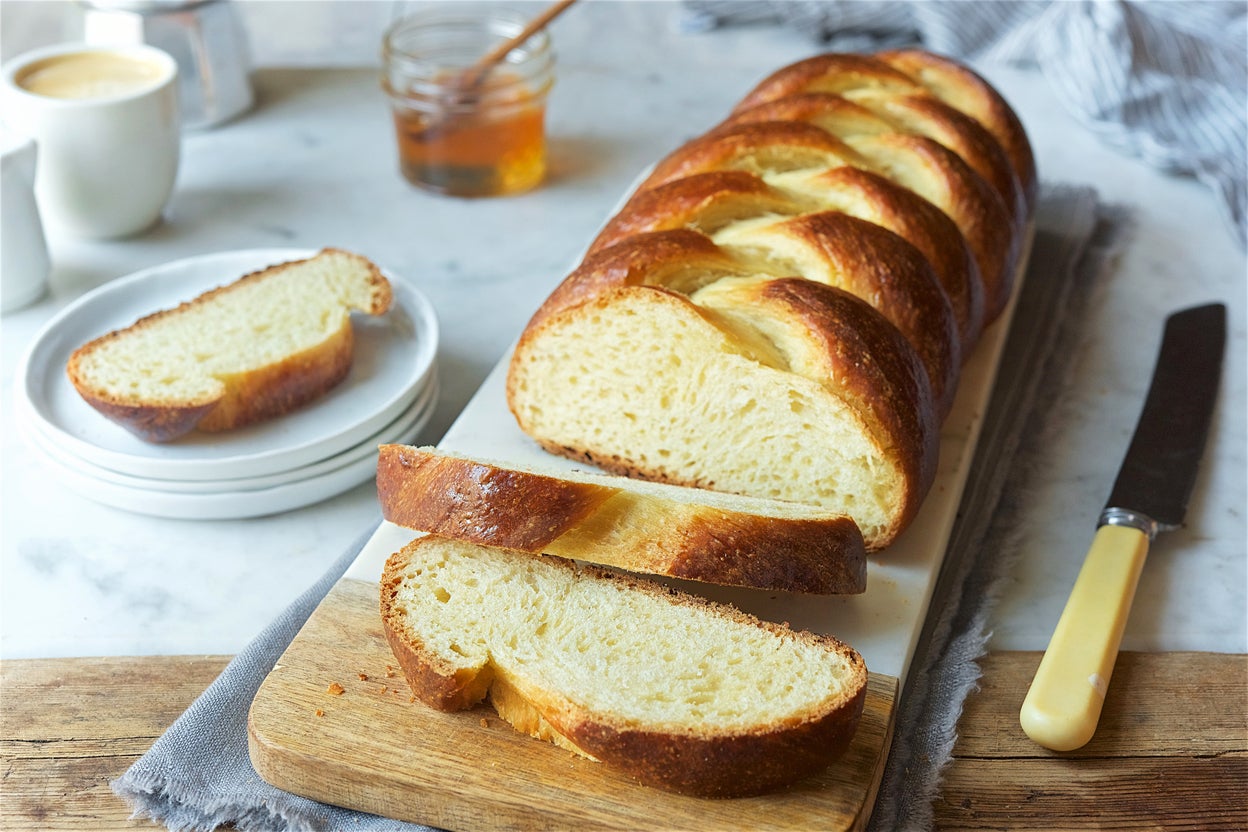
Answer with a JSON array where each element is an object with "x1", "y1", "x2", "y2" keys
[
  {"x1": 382, "y1": 10, "x2": 551, "y2": 71},
  {"x1": 381, "y1": 9, "x2": 554, "y2": 103}
]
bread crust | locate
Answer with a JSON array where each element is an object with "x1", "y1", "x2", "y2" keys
[
  {"x1": 733, "y1": 53, "x2": 923, "y2": 111},
  {"x1": 781, "y1": 164, "x2": 986, "y2": 351},
  {"x1": 592, "y1": 167, "x2": 984, "y2": 355},
  {"x1": 740, "y1": 278, "x2": 939, "y2": 541},
  {"x1": 558, "y1": 685, "x2": 864, "y2": 798},
  {"x1": 589, "y1": 170, "x2": 802, "y2": 256},
  {"x1": 379, "y1": 539, "x2": 869, "y2": 798},
  {"x1": 731, "y1": 49, "x2": 1036, "y2": 212},
  {"x1": 717, "y1": 210, "x2": 961, "y2": 417},
  {"x1": 849, "y1": 132, "x2": 1018, "y2": 321},
  {"x1": 630, "y1": 119, "x2": 1013, "y2": 325},
  {"x1": 638, "y1": 121, "x2": 861, "y2": 193},
  {"x1": 65, "y1": 248, "x2": 392, "y2": 442},
  {"x1": 380, "y1": 564, "x2": 495, "y2": 712},
  {"x1": 727, "y1": 89, "x2": 1026, "y2": 235},
  {"x1": 376, "y1": 444, "x2": 616, "y2": 551},
  {"x1": 876, "y1": 49, "x2": 1038, "y2": 209},
  {"x1": 530, "y1": 228, "x2": 744, "y2": 333},
  {"x1": 376, "y1": 444, "x2": 868, "y2": 595}
]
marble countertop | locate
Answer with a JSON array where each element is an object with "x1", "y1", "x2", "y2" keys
[{"x1": 2, "y1": 2, "x2": 1244, "y2": 661}]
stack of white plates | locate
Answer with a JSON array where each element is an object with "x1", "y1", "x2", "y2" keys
[{"x1": 13, "y1": 249, "x2": 440, "y2": 520}]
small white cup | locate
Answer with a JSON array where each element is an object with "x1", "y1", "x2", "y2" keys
[
  {"x1": 1, "y1": 129, "x2": 51, "y2": 313},
  {"x1": 0, "y1": 43, "x2": 180, "y2": 239}
]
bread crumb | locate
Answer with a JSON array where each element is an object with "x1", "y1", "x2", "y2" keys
[
  {"x1": 409, "y1": 695, "x2": 416, "y2": 703},
  {"x1": 385, "y1": 665, "x2": 397, "y2": 678},
  {"x1": 358, "y1": 672, "x2": 369, "y2": 681},
  {"x1": 380, "y1": 685, "x2": 389, "y2": 695},
  {"x1": 315, "y1": 709, "x2": 325, "y2": 717},
  {"x1": 480, "y1": 717, "x2": 489, "y2": 728},
  {"x1": 327, "y1": 682, "x2": 345, "y2": 696}
]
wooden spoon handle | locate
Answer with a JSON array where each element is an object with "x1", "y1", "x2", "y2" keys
[{"x1": 457, "y1": 0, "x2": 578, "y2": 91}]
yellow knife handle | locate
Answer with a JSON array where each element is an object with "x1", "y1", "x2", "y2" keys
[{"x1": 1020, "y1": 523, "x2": 1151, "y2": 751}]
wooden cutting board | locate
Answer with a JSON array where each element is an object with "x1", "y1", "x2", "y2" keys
[{"x1": 248, "y1": 577, "x2": 898, "y2": 831}]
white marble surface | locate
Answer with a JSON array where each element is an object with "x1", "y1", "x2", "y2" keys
[{"x1": 1, "y1": 2, "x2": 1244, "y2": 660}]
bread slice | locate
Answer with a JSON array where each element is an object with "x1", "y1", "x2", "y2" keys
[
  {"x1": 376, "y1": 444, "x2": 866, "y2": 595},
  {"x1": 380, "y1": 536, "x2": 868, "y2": 797},
  {"x1": 66, "y1": 248, "x2": 392, "y2": 442},
  {"x1": 506, "y1": 281, "x2": 939, "y2": 551}
]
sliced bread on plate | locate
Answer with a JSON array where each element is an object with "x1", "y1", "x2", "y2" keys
[{"x1": 67, "y1": 248, "x2": 392, "y2": 442}]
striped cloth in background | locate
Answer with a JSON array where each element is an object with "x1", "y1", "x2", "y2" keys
[{"x1": 683, "y1": 0, "x2": 1247, "y2": 247}]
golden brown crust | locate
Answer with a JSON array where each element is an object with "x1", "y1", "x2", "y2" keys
[
  {"x1": 530, "y1": 229, "x2": 744, "y2": 333},
  {"x1": 63, "y1": 394, "x2": 216, "y2": 444},
  {"x1": 376, "y1": 444, "x2": 868, "y2": 595},
  {"x1": 594, "y1": 166, "x2": 983, "y2": 357},
  {"x1": 739, "y1": 211, "x2": 960, "y2": 416},
  {"x1": 558, "y1": 678, "x2": 865, "y2": 797},
  {"x1": 741, "y1": 278, "x2": 939, "y2": 542},
  {"x1": 380, "y1": 550, "x2": 494, "y2": 711},
  {"x1": 659, "y1": 510, "x2": 865, "y2": 594},
  {"x1": 638, "y1": 121, "x2": 861, "y2": 193},
  {"x1": 849, "y1": 132, "x2": 1017, "y2": 322},
  {"x1": 733, "y1": 53, "x2": 923, "y2": 111},
  {"x1": 65, "y1": 248, "x2": 391, "y2": 442},
  {"x1": 376, "y1": 444, "x2": 616, "y2": 552},
  {"x1": 196, "y1": 321, "x2": 355, "y2": 432},
  {"x1": 728, "y1": 89, "x2": 1026, "y2": 234},
  {"x1": 379, "y1": 538, "x2": 869, "y2": 797},
  {"x1": 631, "y1": 120, "x2": 1012, "y2": 328},
  {"x1": 722, "y1": 91, "x2": 894, "y2": 138},
  {"x1": 856, "y1": 92, "x2": 1028, "y2": 231},
  {"x1": 731, "y1": 49, "x2": 1036, "y2": 214},
  {"x1": 589, "y1": 170, "x2": 802, "y2": 255},
  {"x1": 781, "y1": 164, "x2": 985, "y2": 351},
  {"x1": 876, "y1": 49, "x2": 1038, "y2": 209}
]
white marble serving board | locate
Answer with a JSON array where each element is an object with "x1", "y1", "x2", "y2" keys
[{"x1": 343, "y1": 257, "x2": 1025, "y2": 685}]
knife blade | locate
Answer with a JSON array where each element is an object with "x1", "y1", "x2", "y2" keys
[{"x1": 1020, "y1": 302, "x2": 1226, "y2": 751}]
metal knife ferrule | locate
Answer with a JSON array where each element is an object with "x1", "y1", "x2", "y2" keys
[{"x1": 1097, "y1": 506, "x2": 1160, "y2": 540}]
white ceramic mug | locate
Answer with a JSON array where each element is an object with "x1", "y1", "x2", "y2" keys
[
  {"x1": 0, "y1": 43, "x2": 180, "y2": 239},
  {"x1": 1, "y1": 129, "x2": 51, "y2": 313}
]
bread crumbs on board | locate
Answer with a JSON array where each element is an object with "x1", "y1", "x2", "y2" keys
[{"x1": 326, "y1": 682, "x2": 345, "y2": 696}]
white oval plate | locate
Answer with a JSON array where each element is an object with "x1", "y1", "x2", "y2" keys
[
  {"x1": 18, "y1": 373, "x2": 440, "y2": 519},
  {"x1": 15, "y1": 249, "x2": 438, "y2": 481},
  {"x1": 18, "y1": 369, "x2": 439, "y2": 495}
]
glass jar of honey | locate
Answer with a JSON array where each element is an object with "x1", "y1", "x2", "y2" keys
[{"x1": 382, "y1": 10, "x2": 554, "y2": 197}]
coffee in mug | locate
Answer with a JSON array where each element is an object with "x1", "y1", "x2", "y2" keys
[
  {"x1": 1, "y1": 44, "x2": 180, "y2": 240},
  {"x1": 16, "y1": 51, "x2": 169, "y2": 100}
]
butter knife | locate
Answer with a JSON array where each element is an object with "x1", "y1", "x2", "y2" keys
[{"x1": 1020, "y1": 302, "x2": 1226, "y2": 751}]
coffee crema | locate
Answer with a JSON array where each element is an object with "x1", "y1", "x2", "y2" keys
[{"x1": 17, "y1": 51, "x2": 167, "y2": 100}]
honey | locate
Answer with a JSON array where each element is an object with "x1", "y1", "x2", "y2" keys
[
  {"x1": 382, "y1": 12, "x2": 555, "y2": 198},
  {"x1": 392, "y1": 77, "x2": 547, "y2": 197}
]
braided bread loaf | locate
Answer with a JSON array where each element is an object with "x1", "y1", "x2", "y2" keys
[{"x1": 506, "y1": 50, "x2": 1034, "y2": 550}]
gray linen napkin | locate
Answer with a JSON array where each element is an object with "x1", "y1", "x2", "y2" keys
[
  {"x1": 683, "y1": 0, "x2": 1246, "y2": 247},
  {"x1": 113, "y1": 187, "x2": 1113, "y2": 831},
  {"x1": 113, "y1": 520, "x2": 436, "y2": 832}
]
